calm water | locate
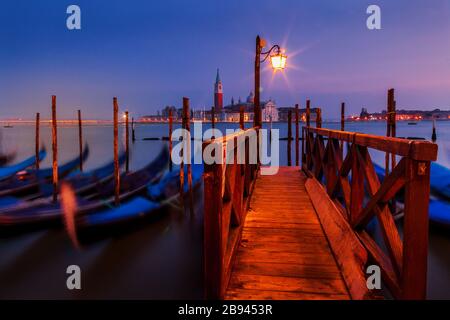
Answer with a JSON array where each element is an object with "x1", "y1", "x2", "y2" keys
[{"x1": 0, "y1": 120, "x2": 449, "y2": 299}]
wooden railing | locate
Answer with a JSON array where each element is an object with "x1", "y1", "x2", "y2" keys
[
  {"x1": 302, "y1": 126, "x2": 438, "y2": 299},
  {"x1": 203, "y1": 128, "x2": 259, "y2": 299}
]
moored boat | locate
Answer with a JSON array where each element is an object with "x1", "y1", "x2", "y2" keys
[
  {"x1": 0, "y1": 145, "x2": 168, "y2": 228},
  {"x1": 0, "y1": 145, "x2": 89, "y2": 198},
  {"x1": 0, "y1": 148, "x2": 46, "y2": 181},
  {"x1": 76, "y1": 162, "x2": 203, "y2": 228}
]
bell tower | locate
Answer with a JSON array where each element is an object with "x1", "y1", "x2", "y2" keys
[{"x1": 214, "y1": 68, "x2": 223, "y2": 111}]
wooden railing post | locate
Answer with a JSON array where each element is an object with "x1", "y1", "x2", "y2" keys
[
  {"x1": 349, "y1": 145, "x2": 364, "y2": 224},
  {"x1": 203, "y1": 166, "x2": 224, "y2": 299},
  {"x1": 402, "y1": 158, "x2": 430, "y2": 299}
]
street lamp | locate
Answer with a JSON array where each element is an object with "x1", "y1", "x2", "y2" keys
[{"x1": 254, "y1": 35, "x2": 287, "y2": 127}]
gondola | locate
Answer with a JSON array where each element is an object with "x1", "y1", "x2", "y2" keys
[
  {"x1": 2, "y1": 150, "x2": 128, "y2": 204},
  {"x1": 0, "y1": 144, "x2": 89, "y2": 198},
  {"x1": 0, "y1": 147, "x2": 46, "y2": 182},
  {"x1": 374, "y1": 162, "x2": 450, "y2": 200},
  {"x1": 430, "y1": 162, "x2": 450, "y2": 200},
  {"x1": 374, "y1": 162, "x2": 450, "y2": 228},
  {"x1": 0, "y1": 145, "x2": 169, "y2": 227},
  {"x1": 77, "y1": 162, "x2": 203, "y2": 228}
]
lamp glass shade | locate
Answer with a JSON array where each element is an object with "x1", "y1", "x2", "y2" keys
[{"x1": 270, "y1": 53, "x2": 287, "y2": 70}]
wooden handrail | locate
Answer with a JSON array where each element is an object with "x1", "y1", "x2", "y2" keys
[
  {"x1": 306, "y1": 127, "x2": 437, "y2": 161},
  {"x1": 302, "y1": 125, "x2": 438, "y2": 300},
  {"x1": 203, "y1": 128, "x2": 259, "y2": 299}
]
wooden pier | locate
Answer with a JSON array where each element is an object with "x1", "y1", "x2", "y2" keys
[{"x1": 203, "y1": 124, "x2": 438, "y2": 300}]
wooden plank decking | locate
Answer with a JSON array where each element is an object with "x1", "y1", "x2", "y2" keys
[{"x1": 225, "y1": 167, "x2": 350, "y2": 300}]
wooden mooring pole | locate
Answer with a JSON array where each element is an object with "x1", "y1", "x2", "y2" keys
[
  {"x1": 432, "y1": 119, "x2": 437, "y2": 142},
  {"x1": 35, "y1": 112, "x2": 40, "y2": 170},
  {"x1": 132, "y1": 117, "x2": 136, "y2": 143},
  {"x1": 183, "y1": 97, "x2": 194, "y2": 216},
  {"x1": 51, "y1": 95, "x2": 58, "y2": 203},
  {"x1": 125, "y1": 110, "x2": 130, "y2": 172},
  {"x1": 169, "y1": 109, "x2": 173, "y2": 171},
  {"x1": 239, "y1": 106, "x2": 244, "y2": 130},
  {"x1": 385, "y1": 89, "x2": 395, "y2": 177},
  {"x1": 287, "y1": 109, "x2": 292, "y2": 166},
  {"x1": 316, "y1": 108, "x2": 322, "y2": 128},
  {"x1": 295, "y1": 104, "x2": 299, "y2": 166},
  {"x1": 306, "y1": 99, "x2": 311, "y2": 127},
  {"x1": 340, "y1": 102, "x2": 345, "y2": 155},
  {"x1": 113, "y1": 97, "x2": 120, "y2": 206},
  {"x1": 391, "y1": 100, "x2": 397, "y2": 169},
  {"x1": 211, "y1": 106, "x2": 216, "y2": 138},
  {"x1": 77, "y1": 110, "x2": 83, "y2": 172}
]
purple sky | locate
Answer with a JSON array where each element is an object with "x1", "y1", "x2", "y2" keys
[{"x1": 1, "y1": 0, "x2": 450, "y2": 119}]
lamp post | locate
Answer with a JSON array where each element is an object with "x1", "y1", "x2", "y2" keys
[{"x1": 254, "y1": 35, "x2": 287, "y2": 128}]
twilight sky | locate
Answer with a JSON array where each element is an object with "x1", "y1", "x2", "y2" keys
[{"x1": 1, "y1": 0, "x2": 450, "y2": 119}]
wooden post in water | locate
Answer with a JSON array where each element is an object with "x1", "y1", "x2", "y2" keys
[
  {"x1": 183, "y1": 98, "x2": 194, "y2": 216},
  {"x1": 316, "y1": 108, "x2": 322, "y2": 128},
  {"x1": 306, "y1": 99, "x2": 311, "y2": 127},
  {"x1": 169, "y1": 109, "x2": 173, "y2": 171},
  {"x1": 391, "y1": 100, "x2": 397, "y2": 169},
  {"x1": 287, "y1": 110, "x2": 292, "y2": 166},
  {"x1": 113, "y1": 97, "x2": 120, "y2": 206},
  {"x1": 295, "y1": 104, "x2": 299, "y2": 166},
  {"x1": 305, "y1": 100, "x2": 311, "y2": 170},
  {"x1": 239, "y1": 106, "x2": 244, "y2": 130},
  {"x1": 132, "y1": 117, "x2": 136, "y2": 143},
  {"x1": 211, "y1": 106, "x2": 216, "y2": 138},
  {"x1": 385, "y1": 89, "x2": 395, "y2": 177},
  {"x1": 180, "y1": 100, "x2": 186, "y2": 209},
  {"x1": 51, "y1": 95, "x2": 58, "y2": 203},
  {"x1": 269, "y1": 114, "x2": 273, "y2": 142},
  {"x1": 432, "y1": 119, "x2": 437, "y2": 142},
  {"x1": 125, "y1": 111, "x2": 130, "y2": 172},
  {"x1": 35, "y1": 112, "x2": 40, "y2": 170},
  {"x1": 77, "y1": 110, "x2": 83, "y2": 172},
  {"x1": 340, "y1": 102, "x2": 345, "y2": 155}
]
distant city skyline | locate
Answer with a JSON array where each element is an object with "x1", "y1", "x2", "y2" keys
[{"x1": 2, "y1": 0, "x2": 450, "y2": 120}]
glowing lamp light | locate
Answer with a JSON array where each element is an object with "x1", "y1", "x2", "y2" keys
[{"x1": 270, "y1": 52, "x2": 287, "y2": 70}]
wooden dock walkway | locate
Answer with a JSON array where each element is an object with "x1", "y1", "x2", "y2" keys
[
  {"x1": 225, "y1": 167, "x2": 350, "y2": 300},
  {"x1": 203, "y1": 126, "x2": 437, "y2": 300}
]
